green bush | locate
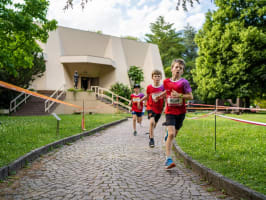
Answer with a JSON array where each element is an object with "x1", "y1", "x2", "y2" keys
[{"x1": 109, "y1": 82, "x2": 131, "y2": 104}]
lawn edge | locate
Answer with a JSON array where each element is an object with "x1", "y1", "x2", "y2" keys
[
  {"x1": 173, "y1": 140, "x2": 266, "y2": 200},
  {"x1": 0, "y1": 117, "x2": 128, "y2": 181}
]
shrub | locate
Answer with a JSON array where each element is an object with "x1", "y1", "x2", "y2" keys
[{"x1": 110, "y1": 82, "x2": 131, "y2": 104}]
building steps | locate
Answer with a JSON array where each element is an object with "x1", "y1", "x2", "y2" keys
[
  {"x1": 11, "y1": 91, "x2": 66, "y2": 116},
  {"x1": 53, "y1": 91, "x2": 129, "y2": 114}
]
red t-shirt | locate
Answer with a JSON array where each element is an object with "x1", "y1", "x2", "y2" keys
[
  {"x1": 130, "y1": 93, "x2": 145, "y2": 112},
  {"x1": 146, "y1": 84, "x2": 165, "y2": 114},
  {"x1": 163, "y1": 78, "x2": 192, "y2": 115}
]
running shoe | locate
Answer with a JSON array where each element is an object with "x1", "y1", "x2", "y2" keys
[
  {"x1": 165, "y1": 158, "x2": 176, "y2": 169},
  {"x1": 133, "y1": 131, "x2": 137, "y2": 136},
  {"x1": 164, "y1": 130, "x2": 168, "y2": 142},
  {"x1": 149, "y1": 138, "x2": 155, "y2": 148}
]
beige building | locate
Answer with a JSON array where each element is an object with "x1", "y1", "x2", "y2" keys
[{"x1": 31, "y1": 26, "x2": 164, "y2": 92}]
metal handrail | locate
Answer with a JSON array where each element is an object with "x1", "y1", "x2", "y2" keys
[
  {"x1": 9, "y1": 92, "x2": 31, "y2": 113},
  {"x1": 91, "y1": 86, "x2": 131, "y2": 112},
  {"x1": 44, "y1": 84, "x2": 66, "y2": 112}
]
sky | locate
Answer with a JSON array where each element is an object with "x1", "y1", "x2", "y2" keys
[{"x1": 47, "y1": 0, "x2": 217, "y2": 40}]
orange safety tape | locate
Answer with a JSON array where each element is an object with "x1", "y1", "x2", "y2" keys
[
  {"x1": 186, "y1": 111, "x2": 215, "y2": 120},
  {"x1": 216, "y1": 114, "x2": 266, "y2": 126},
  {"x1": 187, "y1": 103, "x2": 266, "y2": 111},
  {"x1": 0, "y1": 81, "x2": 82, "y2": 109},
  {"x1": 187, "y1": 107, "x2": 215, "y2": 110}
]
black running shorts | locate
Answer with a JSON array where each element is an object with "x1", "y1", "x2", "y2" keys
[
  {"x1": 147, "y1": 110, "x2": 161, "y2": 123},
  {"x1": 165, "y1": 114, "x2": 186, "y2": 130}
]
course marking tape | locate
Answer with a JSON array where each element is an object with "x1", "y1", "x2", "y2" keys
[
  {"x1": 0, "y1": 81, "x2": 82, "y2": 109},
  {"x1": 187, "y1": 103, "x2": 266, "y2": 111},
  {"x1": 186, "y1": 111, "x2": 215, "y2": 120},
  {"x1": 216, "y1": 114, "x2": 266, "y2": 126}
]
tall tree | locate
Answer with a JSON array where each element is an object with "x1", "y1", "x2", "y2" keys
[
  {"x1": 145, "y1": 16, "x2": 185, "y2": 72},
  {"x1": 193, "y1": 0, "x2": 266, "y2": 104},
  {"x1": 181, "y1": 24, "x2": 198, "y2": 92},
  {"x1": 128, "y1": 66, "x2": 144, "y2": 86},
  {"x1": 0, "y1": 53, "x2": 46, "y2": 108},
  {"x1": 0, "y1": 0, "x2": 57, "y2": 108},
  {"x1": 0, "y1": 0, "x2": 57, "y2": 76}
]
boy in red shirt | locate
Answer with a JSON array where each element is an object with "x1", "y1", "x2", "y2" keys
[
  {"x1": 129, "y1": 84, "x2": 145, "y2": 136},
  {"x1": 156, "y1": 59, "x2": 193, "y2": 169},
  {"x1": 141, "y1": 70, "x2": 164, "y2": 147}
]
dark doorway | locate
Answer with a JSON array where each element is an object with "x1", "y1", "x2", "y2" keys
[{"x1": 81, "y1": 77, "x2": 90, "y2": 90}]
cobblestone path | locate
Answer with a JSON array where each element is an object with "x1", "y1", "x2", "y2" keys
[{"x1": 0, "y1": 117, "x2": 235, "y2": 200}]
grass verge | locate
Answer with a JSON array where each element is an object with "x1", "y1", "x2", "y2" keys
[
  {"x1": 177, "y1": 112, "x2": 266, "y2": 195},
  {"x1": 0, "y1": 113, "x2": 129, "y2": 168}
]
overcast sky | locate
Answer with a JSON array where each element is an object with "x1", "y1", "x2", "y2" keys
[{"x1": 46, "y1": 0, "x2": 216, "y2": 40}]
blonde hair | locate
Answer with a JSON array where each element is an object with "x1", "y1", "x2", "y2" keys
[
  {"x1": 151, "y1": 69, "x2": 162, "y2": 78},
  {"x1": 171, "y1": 59, "x2": 186, "y2": 69}
]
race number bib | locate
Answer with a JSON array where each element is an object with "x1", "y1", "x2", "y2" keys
[
  {"x1": 167, "y1": 97, "x2": 183, "y2": 106},
  {"x1": 132, "y1": 97, "x2": 140, "y2": 102},
  {"x1": 151, "y1": 92, "x2": 162, "y2": 101}
]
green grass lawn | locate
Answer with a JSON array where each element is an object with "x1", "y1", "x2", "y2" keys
[
  {"x1": 0, "y1": 113, "x2": 129, "y2": 168},
  {"x1": 177, "y1": 112, "x2": 266, "y2": 195}
]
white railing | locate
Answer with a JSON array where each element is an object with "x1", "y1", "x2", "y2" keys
[
  {"x1": 9, "y1": 92, "x2": 31, "y2": 113},
  {"x1": 91, "y1": 86, "x2": 131, "y2": 112},
  {"x1": 44, "y1": 84, "x2": 66, "y2": 112}
]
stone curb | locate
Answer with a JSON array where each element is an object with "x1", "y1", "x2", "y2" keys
[
  {"x1": 173, "y1": 141, "x2": 266, "y2": 200},
  {"x1": 0, "y1": 118, "x2": 128, "y2": 181}
]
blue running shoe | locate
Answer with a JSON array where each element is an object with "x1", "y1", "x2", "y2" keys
[
  {"x1": 165, "y1": 158, "x2": 176, "y2": 169},
  {"x1": 164, "y1": 130, "x2": 168, "y2": 142},
  {"x1": 133, "y1": 131, "x2": 137, "y2": 136}
]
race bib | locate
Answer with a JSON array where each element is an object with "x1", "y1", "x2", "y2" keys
[
  {"x1": 132, "y1": 97, "x2": 140, "y2": 102},
  {"x1": 151, "y1": 92, "x2": 162, "y2": 101},
  {"x1": 167, "y1": 97, "x2": 183, "y2": 106}
]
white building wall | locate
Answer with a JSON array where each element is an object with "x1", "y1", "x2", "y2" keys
[
  {"x1": 58, "y1": 27, "x2": 110, "y2": 57},
  {"x1": 31, "y1": 29, "x2": 66, "y2": 90},
  {"x1": 142, "y1": 44, "x2": 165, "y2": 90},
  {"x1": 103, "y1": 37, "x2": 131, "y2": 88},
  {"x1": 31, "y1": 26, "x2": 164, "y2": 92}
]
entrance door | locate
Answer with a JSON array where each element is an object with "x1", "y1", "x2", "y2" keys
[{"x1": 81, "y1": 77, "x2": 89, "y2": 90}]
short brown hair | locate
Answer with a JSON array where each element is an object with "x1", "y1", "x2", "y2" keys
[
  {"x1": 171, "y1": 59, "x2": 186, "y2": 69},
  {"x1": 151, "y1": 69, "x2": 162, "y2": 78}
]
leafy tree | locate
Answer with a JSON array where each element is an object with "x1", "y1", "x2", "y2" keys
[
  {"x1": 182, "y1": 24, "x2": 197, "y2": 62},
  {"x1": 128, "y1": 66, "x2": 144, "y2": 86},
  {"x1": 181, "y1": 24, "x2": 198, "y2": 91},
  {"x1": 193, "y1": 0, "x2": 266, "y2": 105},
  {"x1": 0, "y1": 53, "x2": 46, "y2": 108},
  {"x1": 0, "y1": 53, "x2": 46, "y2": 89},
  {"x1": 0, "y1": 0, "x2": 56, "y2": 108},
  {"x1": 0, "y1": 0, "x2": 57, "y2": 76},
  {"x1": 145, "y1": 16, "x2": 185, "y2": 69}
]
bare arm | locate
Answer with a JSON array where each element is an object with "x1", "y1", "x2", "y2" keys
[
  {"x1": 171, "y1": 90, "x2": 193, "y2": 100},
  {"x1": 140, "y1": 95, "x2": 148, "y2": 102},
  {"x1": 154, "y1": 90, "x2": 167, "y2": 102}
]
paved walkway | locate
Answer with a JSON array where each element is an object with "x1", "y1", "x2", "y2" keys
[{"x1": 0, "y1": 117, "x2": 235, "y2": 200}]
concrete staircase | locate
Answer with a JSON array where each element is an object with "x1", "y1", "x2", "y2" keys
[
  {"x1": 11, "y1": 91, "x2": 66, "y2": 116},
  {"x1": 10, "y1": 88, "x2": 130, "y2": 116},
  {"x1": 53, "y1": 91, "x2": 129, "y2": 114},
  {"x1": 96, "y1": 95, "x2": 130, "y2": 113}
]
